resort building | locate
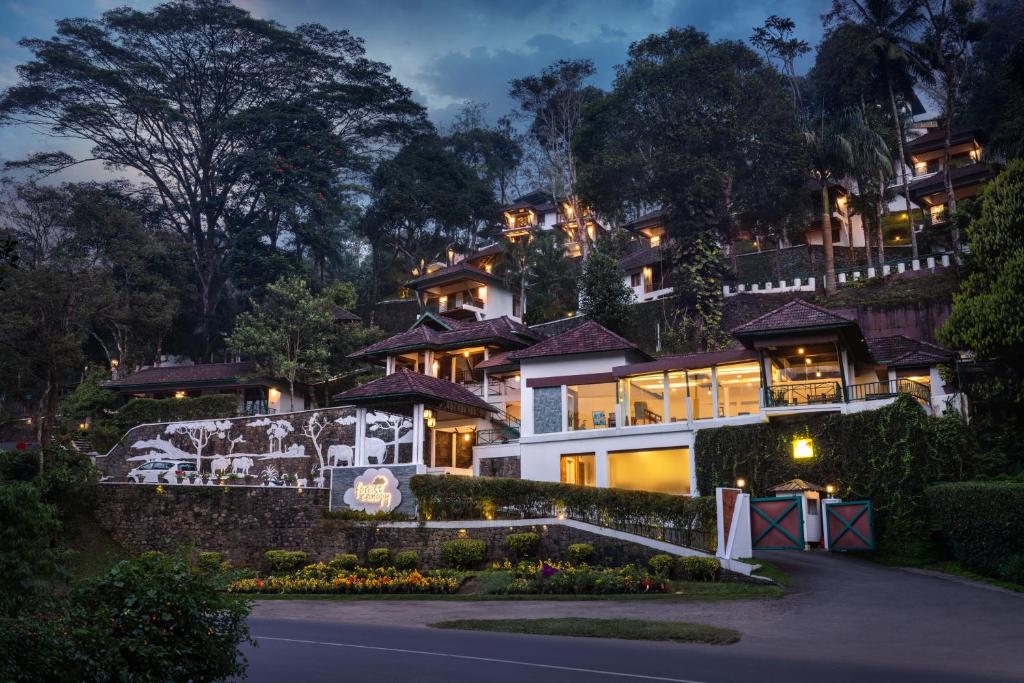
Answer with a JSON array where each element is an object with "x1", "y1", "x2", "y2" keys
[
  {"x1": 906, "y1": 127, "x2": 994, "y2": 226},
  {"x1": 334, "y1": 293, "x2": 961, "y2": 496}
]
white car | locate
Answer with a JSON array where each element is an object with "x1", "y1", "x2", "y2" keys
[{"x1": 128, "y1": 460, "x2": 197, "y2": 484}]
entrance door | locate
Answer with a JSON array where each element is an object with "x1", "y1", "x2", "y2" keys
[
  {"x1": 751, "y1": 496, "x2": 805, "y2": 550},
  {"x1": 825, "y1": 500, "x2": 875, "y2": 552}
]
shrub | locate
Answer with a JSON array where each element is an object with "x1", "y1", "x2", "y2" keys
[
  {"x1": 678, "y1": 556, "x2": 721, "y2": 582},
  {"x1": 648, "y1": 554, "x2": 675, "y2": 578},
  {"x1": 196, "y1": 551, "x2": 227, "y2": 573},
  {"x1": 410, "y1": 475, "x2": 717, "y2": 550},
  {"x1": 264, "y1": 550, "x2": 308, "y2": 574},
  {"x1": 441, "y1": 539, "x2": 486, "y2": 569},
  {"x1": 567, "y1": 543, "x2": 595, "y2": 565},
  {"x1": 926, "y1": 482, "x2": 1024, "y2": 582},
  {"x1": 505, "y1": 532, "x2": 540, "y2": 559},
  {"x1": 367, "y1": 547, "x2": 391, "y2": 567},
  {"x1": 394, "y1": 550, "x2": 419, "y2": 570},
  {"x1": 88, "y1": 424, "x2": 123, "y2": 454},
  {"x1": 328, "y1": 553, "x2": 359, "y2": 571},
  {"x1": 114, "y1": 394, "x2": 240, "y2": 432},
  {"x1": 0, "y1": 482, "x2": 63, "y2": 615}
]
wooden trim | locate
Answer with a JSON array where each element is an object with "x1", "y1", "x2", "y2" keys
[
  {"x1": 527, "y1": 372, "x2": 616, "y2": 388},
  {"x1": 612, "y1": 349, "x2": 759, "y2": 377}
]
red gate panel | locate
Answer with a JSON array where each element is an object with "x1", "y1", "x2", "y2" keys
[
  {"x1": 825, "y1": 500, "x2": 875, "y2": 552},
  {"x1": 751, "y1": 496, "x2": 804, "y2": 550}
]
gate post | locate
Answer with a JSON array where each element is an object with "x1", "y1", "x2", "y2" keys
[
  {"x1": 821, "y1": 497, "x2": 841, "y2": 551},
  {"x1": 716, "y1": 487, "x2": 752, "y2": 560}
]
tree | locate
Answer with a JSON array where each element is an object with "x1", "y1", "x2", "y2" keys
[
  {"x1": 919, "y1": 0, "x2": 987, "y2": 250},
  {"x1": 575, "y1": 27, "x2": 806, "y2": 344},
  {"x1": 578, "y1": 250, "x2": 635, "y2": 335},
  {"x1": 0, "y1": 0, "x2": 427, "y2": 352},
  {"x1": 497, "y1": 232, "x2": 578, "y2": 325},
  {"x1": 751, "y1": 15, "x2": 811, "y2": 108},
  {"x1": 361, "y1": 134, "x2": 497, "y2": 301},
  {"x1": 829, "y1": 0, "x2": 929, "y2": 259},
  {"x1": 510, "y1": 59, "x2": 601, "y2": 258},
  {"x1": 445, "y1": 103, "x2": 525, "y2": 206},
  {"x1": 227, "y1": 276, "x2": 334, "y2": 411}
]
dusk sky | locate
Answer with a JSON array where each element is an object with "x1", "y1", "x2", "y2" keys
[{"x1": 0, "y1": 0, "x2": 830, "y2": 178}]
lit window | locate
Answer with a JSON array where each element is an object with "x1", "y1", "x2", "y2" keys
[
  {"x1": 623, "y1": 373, "x2": 664, "y2": 426},
  {"x1": 560, "y1": 453, "x2": 596, "y2": 487},
  {"x1": 609, "y1": 448, "x2": 690, "y2": 495},
  {"x1": 567, "y1": 383, "x2": 617, "y2": 430}
]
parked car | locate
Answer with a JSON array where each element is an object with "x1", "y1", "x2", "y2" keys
[{"x1": 128, "y1": 459, "x2": 197, "y2": 484}]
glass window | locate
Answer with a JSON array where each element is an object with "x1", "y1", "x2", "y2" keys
[
  {"x1": 687, "y1": 370, "x2": 714, "y2": 420},
  {"x1": 623, "y1": 373, "x2": 664, "y2": 426},
  {"x1": 667, "y1": 371, "x2": 688, "y2": 422},
  {"x1": 567, "y1": 383, "x2": 617, "y2": 430},
  {"x1": 715, "y1": 362, "x2": 762, "y2": 417},
  {"x1": 533, "y1": 386, "x2": 562, "y2": 434},
  {"x1": 560, "y1": 453, "x2": 596, "y2": 487},
  {"x1": 608, "y1": 448, "x2": 690, "y2": 495}
]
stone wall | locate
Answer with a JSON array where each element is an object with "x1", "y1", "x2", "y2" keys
[
  {"x1": 94, "y1": 484, "x2": 687, "y2": 569},
  {"x1": 478, "y1": 455, "x2": 521, "y2": 478}
]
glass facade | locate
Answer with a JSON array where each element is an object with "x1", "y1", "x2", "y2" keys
[
  {"x1": 667, "y1": 371, "x2": 688, "y2": 422},
  {"x1": 608, "y1": 448, "x2": 690, "y2": 495},
  {"x1": 687, "y1": 370, "x2": 715, "y2": 420},
  {"x1": 715, "y1": 362, "x2": 762, "y2": 417},
  {"x1": 623, "y1": 373, "x2": 664, "y2": 425},
  {"x1": 567, "y1": 383, "x2": 617, "y2": 430}
]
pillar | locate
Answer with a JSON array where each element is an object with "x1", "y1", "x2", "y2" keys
[
  {"x1": 411, "y1": 403, "x2": 424, "y2": 465},
  {"x1": 354, "y1": 407, "x2": 367, "y2": 466}
]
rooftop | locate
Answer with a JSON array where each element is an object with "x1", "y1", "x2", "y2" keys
[
  {"x1": 509, "y1": 320, "x2": 646, "y2": 361},
  {"x1": 619, "y1": 245, "x2": 664, "y2": 271},
  {"x1": 349, "y1": 314, "x2": 537, "y2": 359},
  {"x1": 333, "y1": 369, "x2": 496, "y2": 416},
  {"x1": 104, "y1": 362, "x2": 263, "y2": 389},
  {"x1": 908, "y1": 126, "x2": 985, "y2": 156},
  {"x1": 731, "y1": 299, "x2": 856, "y2": 337},
  {"x1": 408, "y1": 260, "x2": 502, "y2": 289},
  {"x1": 908, "y1": 162, "x2": 995, "y2": 200},
  {"x1": 866, "y1": 335, "x2": 954, "y2": 368}
]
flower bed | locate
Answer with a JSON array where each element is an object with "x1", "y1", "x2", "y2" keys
[
  {"x1": 228, "y1": 563, "x2": 462, "y2": 595},
  {"x1": 495, "y1": 561, "x2": 669, "y2": 595}
]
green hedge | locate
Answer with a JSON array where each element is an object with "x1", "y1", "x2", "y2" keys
[
  {"x1": 113, "y1": 395, "x2": 241, "y2": 433},
  {"x1": 695, "y1": 395, "x2": 971, "y2": 545},
  {"x1": 926, "y1": 482, "x2": 1024, "y2": 582},
  {"x1": 410, "y1": 475, "x2": 716, "y2": 549}
]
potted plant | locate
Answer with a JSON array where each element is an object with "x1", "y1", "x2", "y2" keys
[
  {"x1": 282, "y1": 472, "x2": 296, "y2": 487},
  {"x1": 187, "y1": 471, "x2": 198, "y2": 485}
]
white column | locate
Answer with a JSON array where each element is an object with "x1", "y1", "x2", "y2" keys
[
  {"x1": 595, "y1": 448, "x2": 609, "y2": 488},
  {"x1": 354, "y1": 407, "x2": 367, "y2": 466},
  {"x1": 411, "y1": 403, "x2": 423, "y2": 464},
  {"x1": 710, "y1": 367, "x2": 719, "y2": 419},
  {"x1": 561, "y1": 385, "x2": 569, "y2": 432},
  {"x1": 662, "y1": 371, "x2": 670, "y2": 424}
]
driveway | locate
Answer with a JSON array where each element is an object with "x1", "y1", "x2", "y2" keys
[{"x1": 245, "y1": 551, "x2": 1023, "y2": 682}]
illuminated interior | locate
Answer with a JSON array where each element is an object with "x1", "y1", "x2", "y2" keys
[
  {"x1": 686, "y1": 370, "x2": 714, "y2": 420},
  {"x1": 567, "y1": 383, "x2": 617, "y2": 430},
  {"x1": 667, "y1": 371, "x2": 688, "y2": 422},
  {"x1": 560, "y1": 453, "x2": 596, "y2": 487},
  {"x1": 622, "y1": 373, "x2": 664, "y2": 425},
  {"x1": 608, "y1": 448, "x2": 690, "y2": 495},
  {"x1": 715, "y1": 362, "x2": 762, "y2": 417}
]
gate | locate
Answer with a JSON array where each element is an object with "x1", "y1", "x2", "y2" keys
[
  {"x1": 751, "y1": 496, "x2": 804, "y2": 550},
  {"x1": 825, "y1": 500, "x2": 875, "y2": 552}
]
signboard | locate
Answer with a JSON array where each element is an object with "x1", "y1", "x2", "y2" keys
[{"x1": 343, "y1": 468, "x2": 402, "y2": 513}]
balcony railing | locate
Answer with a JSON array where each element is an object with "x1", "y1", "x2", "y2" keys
[
  {"x1": 766, "y1": 381, "x2": 842, "y2": 407},
  {"x1": 846, "y1": 379, "x2": 930, "y2": 403}
]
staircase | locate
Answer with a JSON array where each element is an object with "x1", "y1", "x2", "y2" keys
[{"x1": 478, "y1": 409, "x2": 521, "y2": 445}]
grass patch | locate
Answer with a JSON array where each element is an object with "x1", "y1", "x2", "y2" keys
[
  {"x1": 915, "y1": 561, "x2": 1024, "y2": 593},
  {"x1": 429, "y1": 618, "x2": 740, "y2": 644},
  {"x1": 741, "y1": 558, "x2": 792, "y2": 588}
]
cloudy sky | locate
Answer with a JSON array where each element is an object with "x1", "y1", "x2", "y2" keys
[{"x1": 0, "y1": 0, "x2": 830, "y2": 176}]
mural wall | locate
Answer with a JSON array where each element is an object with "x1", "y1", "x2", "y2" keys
[{"x1": 97, "y1": 407, "x2": 414, "y2": 485}]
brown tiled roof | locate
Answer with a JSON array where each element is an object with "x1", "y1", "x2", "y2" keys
[
  {"x1": 105, "y1": 362, "x2": 261, "y2": 389},
  {"x1": 475, "y1": 350, "x2": 517, "y2": 370},
  {"x1": 333, "y1": 369, "x2": 496, "y2": 414},
  {"x1": 867, "y1": 336, "x2": 953, "y2": 367},
  {"x1": 618, "y1": 245, "x2": 664, "y2": 271},
  {"x1": 349, "y1": 315, "x2": 538, "y2": 359},
  {"x1": 908, "y1": 162, "x2": 994, "y2": 200},
  {"x1": 408, "y1": 261, "x2": 501, "y2": 288},
  {"x1": 731, "y1": 299, "x2": 856, "y2": 336},
  {"x1": 770, "y1": 478, "x2": 824, "y2": 493},
  {"x1": 506, "y1": 190, "x2": 555, "y2": 212},
  {"x1": 908, "y1": 127, "x2": 984, "y2": 155},
  {"x1": 331, "y1": 305, "x2": 361, "y2": 322},
  {"x1": 508, "y1": 320, "x2": 645, "y2": 361}
]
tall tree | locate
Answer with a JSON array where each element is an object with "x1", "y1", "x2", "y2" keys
[
  {"x1": 750, "y1": 15, "x2": 811, "y2": 108},
  {"x1": 828, "y1": 0, "x2": 930, "y2": 260},
  {"x1": 578, "y1": 250, "x2": 636, "y2": 335},
  {"x1": 0, "y1": 0, "x2": 427, "y2": 353},
  {"x1": 919, "y1": 0, "x2": 987, "y2": 251},
  {"x1": 497, "y1": 232, "x2": 577, "y2": 323},
  {"x1": 226, "y1": 276, "x2": 334, "y2": 411},
  {"x1": 445, "y1": 103, "x2": 524, "y2": 206},
  {"x1": 510, "y1": 59, "x2": 600, "y2": 258},
  {"x1": 575, "y1": 27, "x2": 806, "y2": 345}
]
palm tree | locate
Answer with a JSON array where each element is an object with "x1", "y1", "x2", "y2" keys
[
  {"x1": 804, "y1": 107, "x2": 891, "y2": 294},
  {"x1": 837, "y1": 0, "x2": 928, "y2": 259}
]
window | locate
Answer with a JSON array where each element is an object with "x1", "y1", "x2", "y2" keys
[
  {"x1": 567, "y1": 383, "x2": 617, "y2": 430},
  {"x1": 622, "y1": 373, "x2": 664, "y2": 425},
  {"x1": 630, "y1": 272, "x2": 642, "y2": 288},
  {"x1": 770, "y1": 345, "x2": 841, "y2": 384},
  {"x1": 715, "y1": 362, "x2": 761, "y2": 417},
  {"x1": 608, "y1": 448, "x2": 690, "y2": 495},
  {"x1": 533, "y1": 386, "x2": 562, "y2": 434},
  {"x1": 560, "y1": 453, "x2": 596, "y2": 487},
  {"x1": 686, "y1": 370, "x2": 714, "y2": 420},
  {"x1": 667, "y1": 371, "x2": 688, "y2": 422}
]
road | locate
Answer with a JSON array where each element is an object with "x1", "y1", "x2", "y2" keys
[{"x1": 240, "y1": 551, "x2": 1024, "y2": 682}]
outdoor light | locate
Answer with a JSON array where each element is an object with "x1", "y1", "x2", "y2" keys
[
  {"x1": 805, "y1": 357, "x2": 812, "y2": 365},
  {"x1": 793, "y1": 437, "x2": 815, "y2": 460},
  {"x1": 463, "y1": 433, "x2": 472, "y2": 442},
  {"x1": 174, "y1": 391, "x2": 186, "y2": 399},
  {"x1": 79, "y1": 422, "x2": 89, "y2": 430},
  {"x1": 798, "y1": 347, "x2": 804, "y2": 355},
  {"x1": 424, "y1": 409, "x2": 436, "y2": 429},
  {"x1": 110, "y1": 358, "x2": 119, "y2": 368},
  {"x1": 826, "y1": 484, "x2": 835, "y2": 495},
  {"x1": 735, "y1": 478, "x2": 746, "y2": 488}
]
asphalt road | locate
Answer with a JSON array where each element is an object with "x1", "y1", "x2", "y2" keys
[{"x1": 240, "y1": 552, "x2": 1024, "y2": 683}]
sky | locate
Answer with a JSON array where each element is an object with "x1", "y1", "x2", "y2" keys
[{"x1": 0, "y1": 0, "x2": 831, "y2": 179}]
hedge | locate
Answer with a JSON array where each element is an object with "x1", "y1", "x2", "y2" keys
[
  {"x1": 113, "y1": 395, "x2": 241, "y2": 433},
  {"x1": 410, "y1": 475, "x2": 716, "y2": 549},
  {"x1": 695, "y1": 395, "x2": 971, "y2": 545},
  {"x1": 926, "y1": 482, "x2": 1024, "y2": 582}
]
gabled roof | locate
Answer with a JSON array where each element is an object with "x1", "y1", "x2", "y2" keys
[
  {"x1": 330, "y1": 305, "x2": 361, "y2": 322},
  {"x1": 475, "y1": 350, "x2": 517, "y2": 371},
  {"x1": 104, "y1": 362, "x2": 264, "y2": 390},
  {"x1": 408, "y1": 261, "x2": 502, "y2": 289},
  {"x1": 506, "y1": 190, "x2": 555, "y2": 212},
  {"x1": 731, "y1": 299, "x2": 856, "y2": 337},
  {"x1": 333, "y1": 369, "x2": 496, "y2": 416},
  {"x1": 619, "y1": 245, "x2": 664, "y2": 271},
  {"x1": 770, "y1": 479, "x2": 824, "y2": 493},
  {"x1": 508, "y1": 320, "x2": 647, "y2": 361},
  {"x1": 908, "y1": 162, "x2": 994, "y2": 201},
  {"x1": 623, "y1": 207, "x2": 665, "y2": 232},
  {"x1": 349, "y1": 315, "x2": 538, "y2": 360},
  {"x1": 866, "y1": 335, "x2": 954, "y2": 368},
  {"x1": 908, "y1": 127, "x2": 985, "y2": 156}
]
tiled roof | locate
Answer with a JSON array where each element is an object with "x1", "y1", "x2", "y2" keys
[
  {"x1": 867, "y1": 335, "x2": 953, "y2": 367},
  {"x1": 731, "y1": 299, "x2": 856, "y2": 336},
  {"x1": 508, "y1": 320, "x2": 643, "y2": 361},
  {"x1": 908, "y1": 127, "x2": 984, "y2": 154},
  {"x1": 506, "y1": 190, "x2": 555, "y2": 211},
  {"x1": 475, "y1": 350, "x2": 516, "y2": 370},
  {"x1": 333, "y1": 369, "x2": 496, "y2": 414},
  {"x1": 908, "y1": 162, "x2": 994, "y2": 199},
  {"x1": 770, "y1": 478, "x2": 824, "y2": 493},
  {"x1": 349, "y1": 315, "x2": 538, "y2": 359},
  {"x1": 105, "y1": 362, "x2": 260, "y2": 388},
  {"x1": 623, "y1": 207, "x2": 665, "y2": 232},
  {"x1": 330, "y1": 305, "x2": 361, "y2": 322},
  {"x1": 618, "y1": 245, "x2": 664, "y2": 271},
  {"x1": 408, "y1": 261, "x2": 500, "y2": 288}
]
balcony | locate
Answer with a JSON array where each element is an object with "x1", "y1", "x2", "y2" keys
[
  {"x1": 845, "y1": 379, "x2": 930, "y2": 403},
  {"x1": 765, "y1": 379, "x2": 930, "y2": 409},
  {"x1": 438, "y1": 292, "x2": 485, "y2": 315}
]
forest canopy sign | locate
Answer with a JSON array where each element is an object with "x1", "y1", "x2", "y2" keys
[{"x1": 343, "y1": 468, "x2": 402, "y2": 513}]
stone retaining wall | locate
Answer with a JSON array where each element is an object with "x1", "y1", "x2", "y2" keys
[{"x1": 94, "y1": 484, "x2": 689, "y2": 569}]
